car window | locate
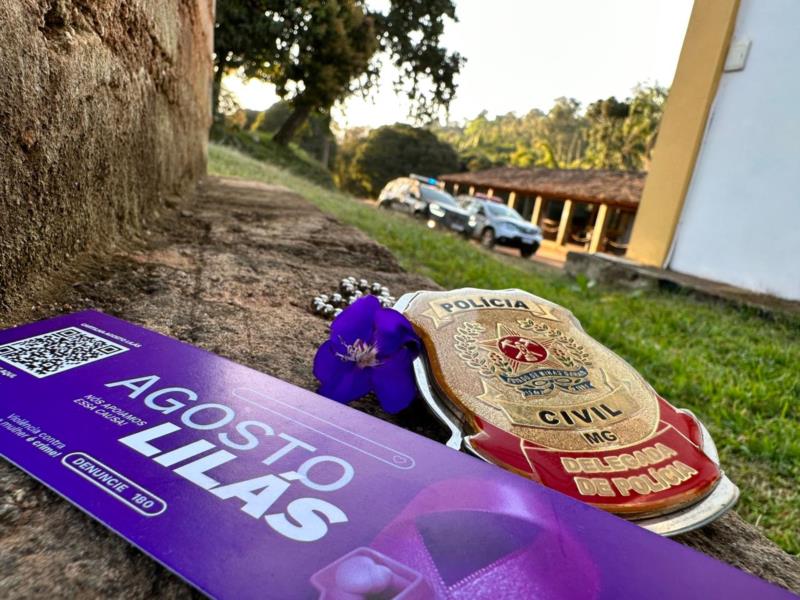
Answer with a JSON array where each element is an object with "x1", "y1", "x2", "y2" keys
[
  {"x1": 420, "y1": 186, "x2": 457, "y2": 206},
  {"x1": 468, "y1": 202, "x2": 486, "y2": 216},
  {"x1": 485, "y1": 202, "x2": 524, "y2": 220},
  {"x1": 457, "y1": 196, "x2": 487, "y2": 214}
]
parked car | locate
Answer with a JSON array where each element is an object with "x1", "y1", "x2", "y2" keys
[
  {"x1": 423, "y1": 189, "x2": 472, "y2": 233},
  {"x1": 377, "y1": 175, "x2": 471, "y2": 232},
  {"x1": 459, "y1": 196, "x2": 543, "y2": 257},
  {"x1": 377, "y1": 175, "x2": 436, "y2": 216}
]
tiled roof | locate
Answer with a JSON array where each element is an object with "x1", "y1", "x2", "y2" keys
[{"x1": 439, "y1": 167, "x2": 646, "y2": 209}]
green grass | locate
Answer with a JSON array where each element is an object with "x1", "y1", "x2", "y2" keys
[
  {"x1": 208, "y1": 143, "x2": 800, "y2": 554},
  {"x1": 210, "y1": 126, "x2": 334, "y2": 187}
]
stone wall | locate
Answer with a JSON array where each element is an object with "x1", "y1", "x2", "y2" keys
[{"x1": 0, "y1": 0, "x2": 214, "y2": 309}]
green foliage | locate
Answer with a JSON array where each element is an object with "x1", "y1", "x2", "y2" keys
[
  {"x1": 583, "y1": 86, "x2": 668, "y2": 170},
  {"x1": 209, "y1": 143, "x2": 800, "y2": 554},
  {"x1": 434, "y1": 84, "x2": 667, "y2": 172},
  {"x1": 539, "y1": 97, "x2": 587, "y2": 167},
  {"x1": 336, "y1": 124, "x2": 459, "y2": 196},
  {"x1": 250, "y1": 102, "x2": 337, "y2": 166},
  {"x1": 266, "y1": 1, "x2": 378, "y2": 144},
  {"x1": 212, "y1": 1, "x2": 289, "y2": 117},
  {"x1": 214, "y1": 1, "x2": 285, "y2": 79},
  {"x1": 214, "y1": 1, "x2": 464, "y2": 144},
  {"x1": 210, "y1": 126, "x2": 334, "y2": 187},
  {"x1": 252, "y1": 102, "x2": 295, "y2": 133},
  {"x1": 371, "y1": 0, "x2": 463, "y2": 120}
]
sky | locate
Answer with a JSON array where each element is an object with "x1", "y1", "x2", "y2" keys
[{"x1": 226, "y1": 0, "x2": 694, "y2": 129}]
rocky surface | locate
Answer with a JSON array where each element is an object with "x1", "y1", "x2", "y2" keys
[
  {"x1": 1, "y1": 177, "x2": 798, "y2": 597},
  {"x1": 0, "y1": 0, "x2": 214, "y2": 310}
]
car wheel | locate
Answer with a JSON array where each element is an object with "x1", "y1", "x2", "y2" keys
[
  {"x1": 480, "y1": 228, "x2": 496, "y2": 249},
  {"x1": 520, "y1": 243, "x2": 538, "y2": 258}
]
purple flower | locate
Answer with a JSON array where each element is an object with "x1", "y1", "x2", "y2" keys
[{"x1": 313, "y1": 295, "x2": 422, "y2": 413}]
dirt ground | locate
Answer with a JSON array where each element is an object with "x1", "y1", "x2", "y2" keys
[{"x1": 1, "y1": 177, "x2": 797, "y2": 597}]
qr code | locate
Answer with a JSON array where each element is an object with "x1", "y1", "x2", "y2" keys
[{"x1": 0, "y1": 327, "x2": 128, "y2": 378}]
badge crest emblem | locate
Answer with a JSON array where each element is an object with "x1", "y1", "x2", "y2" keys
[{"x1": 395, "y1": 288, "x2": 739, "y2": 535}]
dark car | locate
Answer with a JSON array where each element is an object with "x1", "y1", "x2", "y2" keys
[
  {"x1": 377, "y1": 176, "x2": 470, "y2": 233},
  {"x1": 415, "y1": 187, "x2": 469, "y2": 233},
  {"x1": 459, "y1": 196, "x2": 544, "y2": 257}
]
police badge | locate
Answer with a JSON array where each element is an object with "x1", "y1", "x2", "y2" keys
[{"x1": 395, "y1": 288, "x2": 739, "y2": 535}]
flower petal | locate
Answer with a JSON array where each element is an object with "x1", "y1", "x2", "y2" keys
[
  {"x1": 374, "y1": 307, "x2": 421, "y2": 358},
  {"x1": 313, "y1": 340, "x2": 341, "y2": 381},
  {"x1": 330, "y1": 295, "x2": 381, "y2": 350},
  {"x1": 371, "y1": 349, "x2": 418, "y2": 413},
  {"x1": 318, "y1": 363, "x2": 373, "y2": 404},
  {"x1": 313, "y1": 340, "x2": 373, "y2": 403}
]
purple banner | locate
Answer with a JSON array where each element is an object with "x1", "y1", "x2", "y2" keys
[{"x1": 0, "y1": 311, "x2": 792, "y2": 599}]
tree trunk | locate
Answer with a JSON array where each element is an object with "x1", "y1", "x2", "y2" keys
[
  {"x1": 211, "y1": 57, "x2": 226, "y2": 123},
  {"x1": 273, "y1": 102, "x2": 312, "y2": 146},
  {"x1": 321, "y1": 137, "x2": 331, "y2": 168}
]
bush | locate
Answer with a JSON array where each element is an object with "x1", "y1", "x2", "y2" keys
[{"x1": 337, "y1": 124, "x2": 459, "y2": 196}]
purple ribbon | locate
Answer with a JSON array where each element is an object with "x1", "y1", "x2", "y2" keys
[{"x1": 369, "y1": 477, "x2": 600, "y2": 599}]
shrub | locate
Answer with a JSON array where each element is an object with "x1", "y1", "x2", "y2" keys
[{"x1": 337, "y1": 124, "x2": 459, "y2": 196}]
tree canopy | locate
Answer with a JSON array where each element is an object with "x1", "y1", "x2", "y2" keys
[
  {"x1": 336, "y1": 124, "x2": 459, "y2": 196},
  {"x1": 214, "y1": 1, "x2": 463, "y2": 145},
  {"x1": 434, "y1": 85, "x2": 668, "y2": 172}
]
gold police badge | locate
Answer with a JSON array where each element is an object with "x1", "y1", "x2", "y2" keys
[{"x1": 395, "y1": 288, "x2": 739, "y2": 535}]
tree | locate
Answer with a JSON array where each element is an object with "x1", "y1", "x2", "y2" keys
[
  {"x1": 620, "y1": 84, "x2": 668, "y2": 170},
  {"x1": 429, "y1": 84, "x2": 667, "y2": 172},
  {"x1": 213, "y1": 1, "x2": 463, "y2": 145},
  {"x1": 583, "y1": 85, "x2": 667, "y2": 170},
  {"x1": 583, "y1": 96, "x2": 630, "y2": 169},
  {"x1": 538, "y1": 97, "x2": 587, "y2": 167},
  {"x1": 213, "y1": 1, "x2": 287, "y2": 120},
  {"x1": 337, "y1": 124, "x2": 459, "y2": 196},
  {"x1": 267, "y1": 1, "x2": 378, "y2": 145},
  {"x1": 252, "y1": 101, "x2": 337, "y2": 165}
]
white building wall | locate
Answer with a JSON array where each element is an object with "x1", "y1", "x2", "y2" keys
[{"x1": 668, "y1": 0, "x2": 800, "y2": 301}]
